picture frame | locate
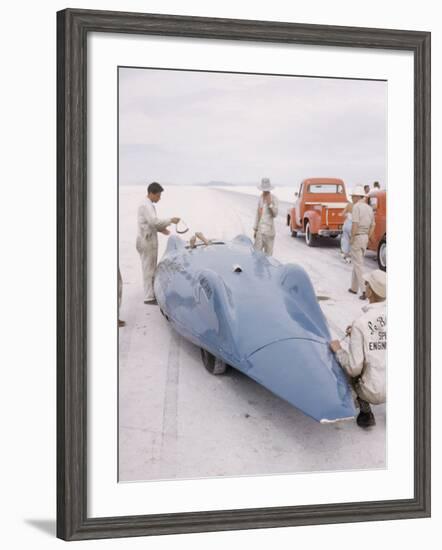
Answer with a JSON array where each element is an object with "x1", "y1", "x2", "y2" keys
[{"x1": 57, "y1": 8, "x2": 431, "y2": 541}]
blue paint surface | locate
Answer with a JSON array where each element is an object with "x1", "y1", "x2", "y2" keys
[{"x1": 154, "y1": 235, "x2": 355, "y2": 422}]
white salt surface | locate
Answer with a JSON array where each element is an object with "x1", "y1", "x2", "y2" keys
[{"x1": 118, "y1": 185, "x2": 384, "y2": 482}]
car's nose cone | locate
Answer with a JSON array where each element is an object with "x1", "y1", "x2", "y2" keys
[{"x1": 243, "y1": 338, "x2": 356, "y2": 422}]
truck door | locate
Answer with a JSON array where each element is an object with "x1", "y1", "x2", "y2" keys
[{"x1": 295, "y1": 183, "x2": 303, "y2": 225}]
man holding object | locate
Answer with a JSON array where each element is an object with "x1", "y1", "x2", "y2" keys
[
  {"x1": 253, "y1": 177, "x2": 279, "y2": 256},
  {"x1": 136, "y1": 182, "x2": 180, "y2": 304}
]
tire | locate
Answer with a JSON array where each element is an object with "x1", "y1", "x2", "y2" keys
[
  {"x1": 305, "y1": 222, "x2": 317, "y2": 247},
  {"x1": 377, "y1": 237, "x2": 386, "y2": 271},
  {"x1": 200, "y1": 348, "x2": 228, "y2": 375},
  {"x1": 287, "y1": 214, "x2": 298, "y2": 237}
]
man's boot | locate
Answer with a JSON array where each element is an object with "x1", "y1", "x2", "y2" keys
[{"x1": 356, "y1": 398, "x2": 376, "y2": 428}]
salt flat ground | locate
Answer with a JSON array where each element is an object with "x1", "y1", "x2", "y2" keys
[{"x1": 118, "y1": 185, "x2": 385, "y2": 482}]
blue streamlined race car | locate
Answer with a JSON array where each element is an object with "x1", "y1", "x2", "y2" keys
[{"x1": 154, "y1": 235, "x2": 355, "y2": 423}]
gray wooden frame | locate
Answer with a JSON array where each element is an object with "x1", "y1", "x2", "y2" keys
[{"x1": 57, "y1": 8, "x2": 431, "y2": 541}]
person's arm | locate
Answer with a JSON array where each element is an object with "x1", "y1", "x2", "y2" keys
[
  {"x1": 341, "y1": 326, "x2": 365, "y2": 378},
  {"x1": 334, "y1": 348, "x2": 351, "y2": 372},
  {"x1": 137, "y1": 205, "x2": 152, "y2": 240},
  {"x1": 351, "y1": 203, "x2": 360, "y2": 241},
  {"x1": 330, "y1": 325, "x2": 365, "y2": 379},
  {"x1": 144, "y1": 202, "x2": 173, "y2": 232},
  {"x1": 351, "y1": 222, "x2": 359, "y2": 240},
  {"x1": 268, "y1": 195, "x2": 279, "y2": 217}
]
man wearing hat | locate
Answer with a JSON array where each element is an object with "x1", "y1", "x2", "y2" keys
[
  {"x1": 348, "y1": 185, "x2": 375, "y2": 299},
  {"x1": 253, "y1": 177, "x2": 279, "y2": 256},
  {"x1": 329, "y1": 269, "x2": 387, "y2": 428},
  {"x1": 136, "y1": 182, "x2": 180, "y2": 304}
]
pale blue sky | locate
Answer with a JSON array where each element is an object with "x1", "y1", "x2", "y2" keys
[{"x1": 119, "y1": 67, "x2": 387, "y2": 187}]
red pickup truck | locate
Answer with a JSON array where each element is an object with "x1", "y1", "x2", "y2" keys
[
  {"x1": 367, "y1": 189, "x2": 386, "y2": 271},
  {"x1": 287, "y1": 178, "x2": 349, "y2": 246}
]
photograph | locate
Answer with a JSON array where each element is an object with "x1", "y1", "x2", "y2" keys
[
  {"x1": 117, "y1": 66, "x2": 388, "y2": 483},
  {"x1": 0, "y1": 0, "x2": 436, "y2": 545}
]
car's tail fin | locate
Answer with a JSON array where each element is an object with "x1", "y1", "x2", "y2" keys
[
  {"x1": 165, "y1": 235, "x2": 186, "y2": 254},
  {"x1": 280, "y1": 264, "x2": 331, "y2": 341}
]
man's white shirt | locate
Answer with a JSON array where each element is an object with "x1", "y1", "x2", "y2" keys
[{"x1": 137, "y1": 199, "x2": 171, "y2": 241}]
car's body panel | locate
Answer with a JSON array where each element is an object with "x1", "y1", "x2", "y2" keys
[
  {"x1": 154, "y1": 235, "x2": 356, "y2": 422},
  {"x1": 368, "y1": 190, "x2": 387, "y2": 252}
]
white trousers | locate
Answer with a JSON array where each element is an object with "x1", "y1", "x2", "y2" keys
[
  {"x1": 136, "y1": 235, "x2": 158, "y2": 301},
  {"x1": 254, "y1": 232, "x2": 275, "y2": 256},
  {"x1": 350, "y1": 234, "x2": 369, "y2": 293}
]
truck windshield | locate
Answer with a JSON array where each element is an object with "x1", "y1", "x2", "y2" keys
[{"x1": 307, "y1": 184, "x2": 344, "y2": 194}]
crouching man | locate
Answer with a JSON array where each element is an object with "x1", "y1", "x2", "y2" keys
[{"x1": 329, "y1": 269, "x2": 387, "y2": 428}]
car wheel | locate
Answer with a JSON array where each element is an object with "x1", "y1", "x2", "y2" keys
[
  {"x1": 200, "y1": 348, "x2": 228, "y2": 375},
  {"x1": 305, "y1": 222, "x2": 317, "y2": 247},
  {"x1": 377, "y1": 237, "x2": 386, "y2": 271}
]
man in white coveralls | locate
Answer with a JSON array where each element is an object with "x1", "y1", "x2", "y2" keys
[
  {"x1": 348, "y1": 185, "x2": 375, "y2": 300},
  {"x1": 253, "y1": 177, "x2": 279, "y2": 256},
  {"x1": 329, "y1": 269, "x2": 387, "y2": 428},
  {"x1": 136, "y1": 182, "x2": 180, "y2": 304}
]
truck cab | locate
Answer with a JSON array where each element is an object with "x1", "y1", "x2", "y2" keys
[{"x1": 287, "y1": 178, "x2": 348, "y2": 246}]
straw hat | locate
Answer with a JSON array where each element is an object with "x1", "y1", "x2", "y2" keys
[
  {"x1": 351, "y1": 185, "x2": 366, "y2": 197},
  {"x1": 257, "y1": 177, "x2": 274, "y2": 191}
]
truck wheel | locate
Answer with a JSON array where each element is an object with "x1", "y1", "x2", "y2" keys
[
  {"x1": 287, "y1": 214, "x2": 297, "y2": 237},
  {"x1": 377, "y1": 237, "x2": 386, "y2": 271},
  {"x1": 305, "y1": 222, "x2": 317, "y2": 247},
  {"x1": 200, "y1": 348, "x2": 228, "y2": 375}
]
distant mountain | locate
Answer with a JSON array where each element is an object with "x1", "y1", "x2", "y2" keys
[{"x1": 195, "y1": 180, "x2": 295, "y2": 187}]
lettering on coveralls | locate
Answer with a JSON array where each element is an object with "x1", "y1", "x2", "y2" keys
[{"x1": 368, "y1": 315, "x2": 387, "y2": 351}]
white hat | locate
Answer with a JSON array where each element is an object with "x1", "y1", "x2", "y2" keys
[
  {"x1": 257, "y1": 177, "x2": 274, "y2": 191},
  {"x1": 351, "y1": 185, "x2": 366, "y2": 197},
  {"x1": 364, "y1": 269, "x2": 386, "y2": 298}
]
